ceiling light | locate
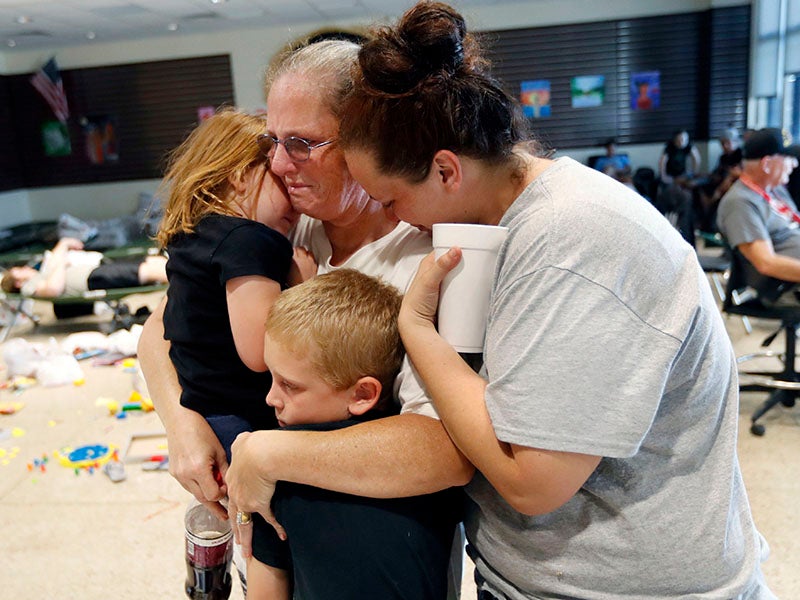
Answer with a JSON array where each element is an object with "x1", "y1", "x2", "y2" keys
[
  {"x1": 210, "y1": 0, "x2": 228, "y2": 4},
  {"x1": 167, "y1": 23, "x2": 179, "y2": 31},
  {"x1": 7, "y1": 39, "x2": 16, "y2": 47},
  {"x1": 15, "y1": 16, "x2": 32, "y2": 24},
  {"x1": 86, "y1": 31, "x2": 96, "y2": 40}
]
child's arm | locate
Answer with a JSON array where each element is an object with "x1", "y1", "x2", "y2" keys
[
  {"x1": 32, "y1": 238, "x2": 82, "y2": 296},
  {"x1": 31, "y1": 261, "x2": 67, "y2": 297},
  {"x1": 288, "y1": 246, "x2": 317, "y2": 287},
  {"x1": 139, "y1": 297, "x2": 229, "y2": 519},
  {"x1": 245, "y1": 557, "x2": 290, "y2": 600},
  {"x1": 226, "y1": 276, "x2": 282, "y2": 372}
]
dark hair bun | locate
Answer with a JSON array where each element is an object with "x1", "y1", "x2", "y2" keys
[{"x1": 359, "y1": 1, "x2": 469, "y2": 95}]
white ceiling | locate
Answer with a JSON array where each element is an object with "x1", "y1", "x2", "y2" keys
[{"x1": 0, "y1": 0, "x2": 502, "y2": 51}]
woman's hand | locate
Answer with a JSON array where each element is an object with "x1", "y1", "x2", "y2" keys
[
  {"x1": 399, "y1": 248, "x2": 462, "y2": 334},
  {"x1": 167, "y1": 410, "x2": 229, "y2": 520},
  {"x1": 227, "y1": 431, "x2": 287, "y2": 558}
]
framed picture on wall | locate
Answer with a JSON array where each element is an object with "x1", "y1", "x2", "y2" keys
[
  {"x1": 521, "y1": 80, "x2": 551, "y2": 118},
  {"x1": 41, "y1": 120, "x2": 71, "y2": 157},
  {"x1": 197, "y1": 105, "x2": 215, "y2": 122},
  {"x1": 630, "y1": 71, "x2": 660, "y2": 111},
  {"x1": 570, "y1": 75, "x2": 605, "y2": 108},
  {"x1": 80, "y1": 115, "x2": 119, "y2": 165}
]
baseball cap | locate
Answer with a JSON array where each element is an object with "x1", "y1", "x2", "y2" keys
[{"x1": 743, "y1": 128, "x2": 791, "y2": 159}]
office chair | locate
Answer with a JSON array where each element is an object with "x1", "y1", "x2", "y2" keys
[
  {"x1": 698, "y1": 252, "x2": 730, "y2": 305},
  {"x1": 696, "y1": 238, "x2": 751, "y2": 333},
  {"x1": 723, "y1": 249, "x2": 800, "y2": 436}
]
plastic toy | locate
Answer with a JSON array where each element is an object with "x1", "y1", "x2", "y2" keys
[
  {"x1": 97, "y1": 393, "x2": 154, "y2": 417},
  {"x1": 103, "y1": 460, "x2": 127, "y2": 482},
  {"x1": 55, "y1": 443, "x2": 118, "y2": 469},
  {"x1": 0, "y1": 401, "x2": 24, "y2": 415}
]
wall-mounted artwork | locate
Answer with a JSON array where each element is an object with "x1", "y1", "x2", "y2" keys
[
  {"x1": 81, "y1": 115, "x2": 119, "y2": 165},
  {"x1": 197, "y1": 106, "x2": 215, "y2": 122},
  {"x1": 41, "y1": 120, "x2": 71, "y2": 157},
  {"x1": 521, "y1": 80, "x2": 551, "y2": 118},
  {"x1": 630, "y1": 71, "x2": 660, "y2": 111},
  {"x1": 570, "y1": 75, "x2": 605, "y2": 108}
]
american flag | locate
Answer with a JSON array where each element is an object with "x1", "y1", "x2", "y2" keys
[{"x1": 30, "y1": 56, "x2": 69, "y2": 123}]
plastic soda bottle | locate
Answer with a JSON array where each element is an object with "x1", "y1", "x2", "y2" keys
[{"x1": 184, "y1": 499, "x2": 233, "y2": 600}]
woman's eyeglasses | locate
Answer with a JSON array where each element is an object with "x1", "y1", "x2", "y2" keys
[{"x1": 257, "y1": 134, "x2": 335, "y2": 162}]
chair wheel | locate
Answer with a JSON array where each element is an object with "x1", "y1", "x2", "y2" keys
[
  {"x1": 750, "y1": 422, "x2": 766, "y2": 436},
  {"x1": 781, "y1": 397, "x2": 796, "y2": 408}
]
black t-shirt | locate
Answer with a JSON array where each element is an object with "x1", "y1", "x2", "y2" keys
[
  {"x1": 718, "y1": 147, "x2": 743, "y2": 172},
  {"x1": 664, "y1": 141, "x2": 695, "y2": 177},
  {"x1": 789, "y1": 170, "x2": 800, "y2": 206},
  {"x1": 252, "y1": 419, "x2": 464, "y2": 600},
  {"x1": 164, "y1": 215, "x2": 293, "y2": 430}
]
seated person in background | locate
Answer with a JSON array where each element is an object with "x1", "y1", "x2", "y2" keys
[
  {"x1": 592, "y1": 138, "x2": 635, "y2": 191},
  {"x1": 656, "y1": 129, "x2": 703, "y2": 245},
  {"x1": 697, "y1": 128, "x2": 744, "y2": 232},
  {"x1": 237, "y1": 268, "x2": 461, "y2": 600},
  {"x1": 592, "y1": 138, "x2": 630, "y2": 176},
  {"x1": 659, "y1": 129, "x2": 702, "y2": 185},
  {"x1": 1, "y1": 236, "x2": 167, "y2": 297},
  {"x1": 717, "y1": 128, "x2": 800, "y2": 306},
  {"x1": 716, "y1": 128, "x2": 745, "y2": 177}
]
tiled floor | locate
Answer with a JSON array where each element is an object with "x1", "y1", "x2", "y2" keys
[{"x1": 0, "y1": 285, "x2": 798, "y2": 599}]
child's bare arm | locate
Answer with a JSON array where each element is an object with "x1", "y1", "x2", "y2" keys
[
  {"x1": 288, "y1": 246, "x2": 318, "y2": 286},
  {"x1": 245, "y1": 557, "x2": 290, "y2": 600},
  {"x1": 226, "y1": 276, "x2": 282, "y2": 372}
]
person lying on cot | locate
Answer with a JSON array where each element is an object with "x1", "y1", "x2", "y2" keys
[{"x1": 0, "y1": 236, "x2": 167, "y2": 298}]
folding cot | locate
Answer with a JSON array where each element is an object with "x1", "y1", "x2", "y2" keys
[{"x1": 0, "y1": 283, "x2": 168, "y2": 343}]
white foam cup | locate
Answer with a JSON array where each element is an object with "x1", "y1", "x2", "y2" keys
[{"x1": 432, "y1": 223, "x2": 509, "y2": 352}]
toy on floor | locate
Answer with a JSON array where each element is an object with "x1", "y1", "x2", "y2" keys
[
  {"x1": 123, "y1": 431, "x2": 168, "y2": 468},
  {"x1": 96, "y1": 391, "x2": 154, "y2": 418},
  {"x1": 103, "y1": 459, "x2": 127, "y2": 482},
  {"x1": 0, "y1": 401, "x2": 24, "y2": 415},
  {"x1": 141, "y1": 455, "x2": 169, "y2": 471},
  {"x1": 27, "y1": 454, "x2": 48, "y2": 472},
  {"x1": 0, "y1": 446, "x2": 20, "y2": 466},
  {"x1": 55, "y1": 443, "x2": 118, "y2": 470}
]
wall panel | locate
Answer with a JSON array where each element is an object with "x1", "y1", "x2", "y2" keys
[
  {"x1": 483, "y1": 6, "x2": 750, "y2": 150},
  {"x1": 0, "y1": 77, "x2": 23, "y2": 191},
  {"x1": 708, "y1": 5, "x2": 751, "y2": 138},
  {"x1": 1, "y1": 54, "x2": 233, "y2": 191}
]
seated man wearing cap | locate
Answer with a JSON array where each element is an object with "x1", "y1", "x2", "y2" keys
[{"x1": 717, "y1": 128, "x2": 800, "y2": 305}]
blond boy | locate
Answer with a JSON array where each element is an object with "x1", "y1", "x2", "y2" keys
[{"x1": 243, "y1": 269, "x2": 461, "y2": 600}]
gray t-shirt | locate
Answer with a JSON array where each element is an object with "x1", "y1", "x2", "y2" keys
[
  {"x1": 717, "y1": 179, "x2": 800, "y2": 297},
  {"x1": 467, "y1": 157, "x2": 770, "y2": 599}
]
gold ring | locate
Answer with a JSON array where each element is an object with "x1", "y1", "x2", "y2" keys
[{"x1": 236, "y1": 511, "x2": 252, "y2": 526}]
